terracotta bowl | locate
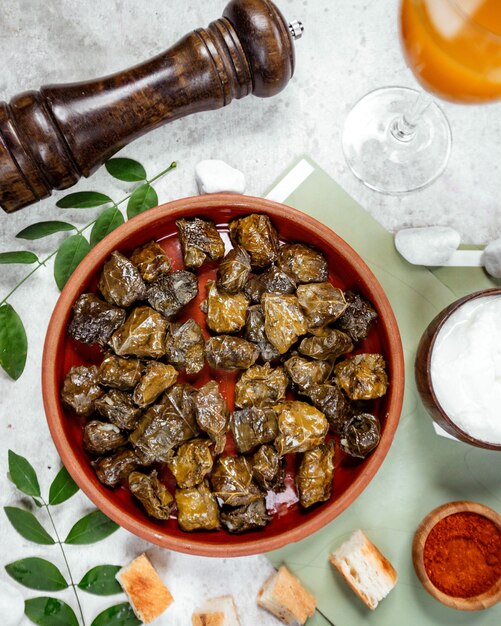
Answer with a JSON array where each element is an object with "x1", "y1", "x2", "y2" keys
[
  {"x1": 415, "y1": 288, "x2": 501, "y2": 450},
  {"x1": 42, "y1": 194, "x2": 404, "y2": 557},
  {"x1": 413, "y1": 501, "x2": 501, "y2": 610}
]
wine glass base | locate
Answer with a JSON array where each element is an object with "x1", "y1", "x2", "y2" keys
[{"x1": 342, "y1": 87, "x2": 452, "y2": 194}]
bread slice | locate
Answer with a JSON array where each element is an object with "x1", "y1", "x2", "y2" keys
[
  {"x1": 257, "y1": 565, "x2": 316, "y2": 625},
  {"x1": 116, "y1": 553, "x2": 173, "y2": 623},
  {"x1": 329, "y1": 529, "x2": 397, "y2": 610},
  {"x1": 192, "y1": 595, "x2": 241, "y2": 626}
]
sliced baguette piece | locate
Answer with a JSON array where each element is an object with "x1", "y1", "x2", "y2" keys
[
  {"x1": 116, "y1": 553, "x2": 173, "y2": 623},
  {"x1": 329, "y1": 529, "x2": 397, "y2": 610},
  {"x1": 192, "y1": 595, "x2": 241, "y2": 626},
  {"x1": 257, "y1": 565, "x2": 316, "y2": 625}
]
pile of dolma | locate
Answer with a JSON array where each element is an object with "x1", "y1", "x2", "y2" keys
[{"x1": 61, "y1": 215, "x2": 387, "y2": 533}]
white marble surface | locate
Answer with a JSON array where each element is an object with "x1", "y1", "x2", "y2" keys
[{"x1": 1, "y1": 0, "x2": 501, "y2": 624}]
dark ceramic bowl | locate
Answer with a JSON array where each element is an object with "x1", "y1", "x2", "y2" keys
[
  {"x1": 42, "y1": 194, "x2": 404, "y2": 557},
  {"x1": 415, "y1": 288, "x2": 501, "y2": 451}
]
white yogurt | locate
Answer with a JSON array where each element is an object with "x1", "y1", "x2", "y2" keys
[{"x1": 430, "y1": 295, "x2": 501, "y2": 444}]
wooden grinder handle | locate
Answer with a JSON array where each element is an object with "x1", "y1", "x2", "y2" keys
[{"x1": 0, "y1": 0, "x2": 301, "y2": 213}]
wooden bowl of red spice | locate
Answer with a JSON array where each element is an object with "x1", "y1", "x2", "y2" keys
[{"x1": 413, "y1": 501, "x2": 501, "y2": 610}]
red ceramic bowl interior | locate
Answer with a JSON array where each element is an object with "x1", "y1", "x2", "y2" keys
[{"x1": 43, "y1": 194, "x2": 404, "y2": 557}]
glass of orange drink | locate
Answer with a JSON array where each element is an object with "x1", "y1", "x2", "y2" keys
[{"x1": 342, "y1": 0, "x2": 501, "y2": 194}]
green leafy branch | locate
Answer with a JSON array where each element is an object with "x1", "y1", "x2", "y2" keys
[
  {"x1": 0, "y1": 158, "x2": 176, "y2": 382},
  {"x1": 5, "y1": 450, "x2": 141, "y2": 626}
]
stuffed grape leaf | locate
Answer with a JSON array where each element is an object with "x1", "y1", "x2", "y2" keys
[
  {"x1": 283, "y1": 355, "x2": 331, "y2": 391},
  {"x1": 130, "y1": 240, "x2": 171, "y2": 282},
  {"x1": 229, "y1": 214, "x2": 279, "y2": 269},
  {"x1": 167, "y1": 439, "x2": 213, "y2": 488},
  {"x1": 175, "y1": 480, "x2": 221, "y2": 531},
  {"x1": 298, "y1": 328, "x2": 353, "y2": 361},
  {"x1": 83, "y1": 421, "x2": 128, "y2": 455},
  {"x1": 165, "y1": 318, "x2": 205, "y2": 375},
  {"x1": 129, "y1": 470, "x2": 174, "y2": 520},
  {"x1": 244, "y1": 265, "x2": 296, "y2": 303},
  {"x1": 130, "y1": 384, "x2": 198, "y2": 463},
  {"x1": 296, "y1": 282, "x2": 347, "y2": 329},
  {"x1": 220, "y1": 499, "x2": 271, "y2": 533},
  {"x1": 98, "y1": 354, "x2": 143, "y2": 390},
  {"x1": 340, "y1": 413, "x2": 381, "y2": 458},
  {"x1": 205, "y1": 336, "x2": 259, "y2": 371},
  {"x1": 334, "y1": 353, "x2": 389, "y2": 400},
  {"x1": 335, "y1": 291, "x2": 378, "y2": 342},
  {"x1": 110, "y1": 306, "x2": 167, "y2": 358},
  {"x1": 98, "y1": 251, "x2": 146, "y2": 307},
  {"x1": 305, "y1": 383, "x2": 351, "y2": 433},
  {"x1": 262, "y1": 293, "x2": 308, "y2": 355},
  {"x1": 194, "y1": 381, "x2": 230, "y2": 455},
  {"x1": 274, "y1": 401, "x2": 329, "y2": 455},
  {"x1": 61, "y1": 365, "x2": 103, "y2": 416},
  {"x1": 94, "y1": 389, "x2": 142, "y2": 430},
  {"x1": 92, "y1": 448, "x2": 142, "y2": 488},
  {"x1": 132, "y1": 362, "x2": 178, "y2": 407},
  {"x1": 277, "y1": 243, "x2": 328, "y2": 284},
  {"x1": 251, "y1": 445, "x2": 285, "y2": 492},
  {"x1": 231, "y1": 406, "x2": 278, "y2": 454},
  {"x1": 243, "y1": 305, "x2": 280, "y2": 362},
  {"x1": 204, "y1": 280, "x2": 249, "y2": 334},
  {"x1": 296, "y1": 441, "x2": 335, "y2": 508},
  {"x1": 216, "y1": 246, "x2": 251, "y2": 294},
  {"x1": 211, "y1": 456, "x2": 262, "y2": 507},
  {"x1": 146, "y1": 270, "x2": 198, "y2": 320},
  {"x1": 68, "y1": 293, "x2": 125, "y2": 345},
  {"x1": 234, "y1": 363, "x2": 288, "y2": 409},
  {"x1": 176, "y1": 218, "x2": 225, "y2": 269}
]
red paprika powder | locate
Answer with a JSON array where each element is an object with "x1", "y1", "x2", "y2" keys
[{"x1": 423, "y1": 512, "x2": 501, "y2": 598}]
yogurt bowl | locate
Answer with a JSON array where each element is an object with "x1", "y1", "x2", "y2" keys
[{"x1": 415, "y1": 288, "x2": 501, "y2": 450}]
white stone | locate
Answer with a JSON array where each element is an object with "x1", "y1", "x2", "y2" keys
[
  {"x1": 394, "y1": 227, "x2": 461, "y2": 266},
  {"x1": 482, "y1": 237, "x2": 501, "y2": 278},
  {"x1": 195, "y1": 160, "x2": 246, "y2": 195},
  {"x1": 0, "y1": 581, "x2": 24, "y2": 626}
]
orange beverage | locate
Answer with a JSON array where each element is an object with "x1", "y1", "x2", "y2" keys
[{"x1": 401, "y1": 0, "x2": 501, "y2": 103}]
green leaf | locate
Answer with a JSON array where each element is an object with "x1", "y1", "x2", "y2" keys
[
  {"x1": 4, "y1": 507, "x2": 54, "y2": 545},
  {"x1": 49, "y1": 466, "x2": 79, "y2": 505},
  {"x1": 0, "y1": 251, "x2": 38, "y2": 264},
  {"x1": 127, "y1": 183, "x2": 158, "y2": 219},
  {"x1": 0, "y1": 304, "x2": 28, "y2": 380},
  {"x1": 8, "y1": 450, "x2": 40, "y2": 497},
  {"x1": 78, "y1": 565, "x2": 122, "y2": 595},
  {"x1": 56, "y1": 191, "x2": 113, "y2": 209},
  {"x1": 90, "y1": 206, "x2": 124, "y2": 247},
  {"x1": 25, "y1": 597, "x2": 78, "y2": 626},
  {"x1": 106, "y1": 158, "x2": 147, "y2": 182},
  {"x1": 16, "y1": 221, "x2": 76, "y2": 240},
  {"x1": 33, "y1": 498, "x2": 43, "y2": 508},
  {"x1": 64, "y1": 510, "x2": 119, "y2": 545},
  {"x1": 6, "y1": 558, "x2": 68, "y2": 591},
  {"x1": 53, "y1": 234, "x2": 91, "y2": 291},
  {"x1": 91, "y1": 603, "x2": 141, "y2": 626}
]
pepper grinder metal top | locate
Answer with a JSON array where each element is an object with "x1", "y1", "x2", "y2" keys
[
  {"x1": 0, "y1": 0, "x2": 304, "y2": 213},
  {"x1": 289, "y1": 20, "x2": 304, "y2": 40}
]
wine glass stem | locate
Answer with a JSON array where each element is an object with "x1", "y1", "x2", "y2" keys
[{"x1": 391, "y1": 91, "x2": 433, "y2": 142}]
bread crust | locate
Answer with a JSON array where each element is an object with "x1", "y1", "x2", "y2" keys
[
  {"x1": 192, "y1": 613, "x2": 225, "y2": 626},
  {"x1": 257, "y1": 566, "x2": 316, "y2": 625},
  {"x1": 116, "y1": 553, "x2": 173, "y2": 623},
  {"x1": 192, "y1": 595, "x2": 240, "y2": 626},
  {"x1": 329, "y1": 530, "x2": 397, "y2": 610}
]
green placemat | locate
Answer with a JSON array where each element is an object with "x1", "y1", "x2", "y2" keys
[{"x1": 265, "y1": 157, "x2": 501, "y2": 626}]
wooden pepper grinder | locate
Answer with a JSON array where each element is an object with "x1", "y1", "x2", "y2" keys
[{"x1": 0, "y1": 0, "x2": 303, "y2": 213}]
